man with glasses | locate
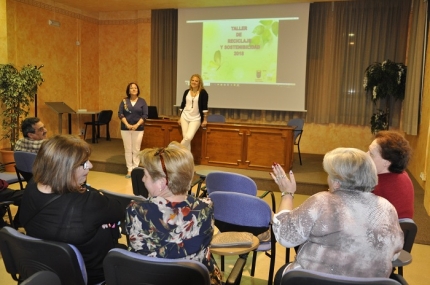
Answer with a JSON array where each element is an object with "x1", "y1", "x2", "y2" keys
[{"x1": 14, "y1": 117, "x2": 48, "y2": 153}]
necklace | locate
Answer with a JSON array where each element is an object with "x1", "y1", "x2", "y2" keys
[{"x1": 191, "y1": 90, "x2": 198, "y2": 108}]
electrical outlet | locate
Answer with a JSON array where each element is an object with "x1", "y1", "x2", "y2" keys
[
  {"x1": 80, "y1": 129, "x2": 85, "y2": 135},
  {"x1": 420, "y1": 172, "x2": 426, "y2": 182}
]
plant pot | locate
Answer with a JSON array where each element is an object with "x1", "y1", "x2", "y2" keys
[{"x1": 0, "y1": 148, "x2": 15, "y2": 172}]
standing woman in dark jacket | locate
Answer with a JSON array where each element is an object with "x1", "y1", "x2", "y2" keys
[
  {"x1": 178, "y1": 74, "x2": 208, "y2": 151},
  {"x1": 118, "y1": 82, "x2": 148, "y2": 178}
]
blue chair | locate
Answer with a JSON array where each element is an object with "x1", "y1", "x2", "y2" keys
[
  {"x1": 207, "y1": 114, "x2": 226, "y2": 123},
  {"x1": 287, "y1": 118, "x2": 304, "y2": 165},
  {"x1": 20, "y1": 271, "x2": 61, "y2": 285},
  {"x1": 130, "y1": 167, "x2": 149, "y2": 197},
  {"x1": 205, "y1": 171, "x2": 258, "y2": 196},
  {"x1": 99, "y1": 189, "x2": 146, "y2": 246},
  {"x1": 209, "y1": 191, "x2": 276, "y2": 285},
  {"x1": 279, "y1": 268, "x2": 408, "y2": 285},
  {"x1": 205, "y1": 171, "x2": 276, "y2": 282},
  {"x1": 397, "y1": 218, "x2": 417, "y2": 276},
  {"x1": 103, "y1": 248, "x2": 211, "y2": 285},
  {"x1": 0, "y1": 227, "x2": 87, "y2": 285},
  {"x1": 14, "y1": 151, "x2": 37, "y2": 190}
]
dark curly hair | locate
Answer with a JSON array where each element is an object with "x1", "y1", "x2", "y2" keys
[{"x1": 375, "y1": 131, "x2": 412, "y2": 173}]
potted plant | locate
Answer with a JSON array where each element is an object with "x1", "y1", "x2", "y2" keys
[
  {"x1": 363, "y1": 59, "x2": 406, "y2": 134},
  {"x1": 0, "y1": 63, "x2": 44, "y2": 153}
]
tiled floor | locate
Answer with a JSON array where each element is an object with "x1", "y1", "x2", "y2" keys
[{"x1": 1, "y1": 171, "x2": 429, "y2": 285}]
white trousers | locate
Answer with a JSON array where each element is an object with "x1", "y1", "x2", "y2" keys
[
  {"x1": 180, "y1": 117, "x2": 201, "y2": 151},
  {"x1": 121, "y1": 130, "x2": 144, "y2": 172}
]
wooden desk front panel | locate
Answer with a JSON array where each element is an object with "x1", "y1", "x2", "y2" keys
[
  {"x1": 204, "y1": 126, "x2": 244, "y2": 167},
  {"x1": 141, "y1": 120, "x2": 202, "y2": 164},
  {"x1": 201, "y1": 124, "x2": 294, "y2": 171},
  {"x1": 142, "y1": 120, "x2": 294, "y2": 171},
  {"x1": 245, "y1": 128, "x2": 294, "y2": 170}
]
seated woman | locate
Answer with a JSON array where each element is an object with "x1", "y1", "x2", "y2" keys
[
  {"x1": 125, "y1": 141, "x2": 222, "y2": 285},
  {"x1": 271, "y1": 147, "x2": 403, "y2": 283},
  {"x1": 20, "y1": 135, "x2": 125, "y2": 285},
  {"x1": 368, "y1": 130, "x2": 414, "y2": 219}
]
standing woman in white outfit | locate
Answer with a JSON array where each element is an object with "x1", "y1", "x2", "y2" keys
[
  {"x1": 118, "y1": 82, "x2": 148, "y2": 178},
  {"x1": 178, "y1": 74, "x2": 208, "y2": 151}
]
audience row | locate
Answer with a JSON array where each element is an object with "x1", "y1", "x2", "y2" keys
[{"x1": 0, "y1": 127, "x2": 413, "y2": 285}]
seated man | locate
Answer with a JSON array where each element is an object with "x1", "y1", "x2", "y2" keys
[
  {"x1": 14, "y1": 117, "x2": 47, "y2": 153},
  {"x1": 0, "y1": 179, "x2": 23, "y2": 228}
]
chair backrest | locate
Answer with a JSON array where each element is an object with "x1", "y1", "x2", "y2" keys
[
  {"x1": 207, "y1": 114, "x2": 226, "y2": 123},
  {"x1": 100, "y1": 189, "x2": 146, "y2": 246},
  {"x1": 103, "y1": 248, "x2": 211, "y2": 285},
  {"x1": 209, "y1": 191, "x2": 271, "y2": 236},
  {"x1": 398, "y1": 219, "x2": 417, "y2": 253},
  {"x1": 100, "y1": 189, "x2": 146, "y2": 209},
  {"x1": 0, "y1": 227, "x2": 87, "y2": 285},
  {"x1": 281, "y1": 268, "x2": 402, "y2": 285},
  {"x1": 148, "y1": 106, "x2": 159, "y2": 119},
  {"x1": 14, "y1": 151, "x2": 37, "y2": 184},
  {"x1": 20, "y1": 271, "x2": 61, "y2": 285},
  {"x1": 287, "y1": 118, "x2": 304, "y2": 143},
  {"x1": 97, "y1": 110, "x2": 113, "y2": 124},
  {"x1": 131, "y1": 167, "x2": 149, "y2": 197},
  {"x1": 205, "y1": 171, "x2": 257, "y2": 196}
]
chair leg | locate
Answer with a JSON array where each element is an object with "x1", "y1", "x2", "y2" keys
[
  {"x1": 97, "y1": 125, "x2": 101, "y2": 139},
  {"x1": 84, "y1": 125, "x2": 88, "y2": 140},
  {"x1": 1, "y1": 202, "x2": 15, "y2": 229},
  {"x1": 285, "y1": 247, "x2": 290, "y2": 263},
  {"x1": 398, "y1": 266, "x2": 403, "y2": 276},
  {"x1": 297, "y1": 144, "x2": 302, "y2": 165},
  {"x1": 251, "y1": 251, "x2": 257, "y2": 276},
  {"x1": 6, "y1": 206, "x2": 15, "y2": 229},
  {"x1": 221, "y1": 255, "x2": 225, "y2": 272},
  {"x1": 106, "y1": 123, "x2": 111, "y2": 141}
]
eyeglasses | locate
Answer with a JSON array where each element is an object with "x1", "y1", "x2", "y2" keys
[
  {"x1": 154, "y1": 148, "x2": 169, "y2": 185},
  {"x1": 80, "y1": 160, "x2": 89, "y2": 170}
]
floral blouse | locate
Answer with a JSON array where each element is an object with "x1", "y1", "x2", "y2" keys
[{"x1": 126, "y1": 195, "x2": 222, "y2": 285}]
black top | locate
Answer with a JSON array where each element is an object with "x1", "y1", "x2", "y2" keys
[
  {"x1": 20, "y1": 181, "x2": 125, "y2": 285},
  {"x1": 180, "y1": 89, "x2": 209, "y2": 123}
]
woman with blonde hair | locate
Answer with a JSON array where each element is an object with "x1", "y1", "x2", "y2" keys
[
  {"x1": 178, "y1": 74, "x2": 209, "y2": 150},
  {"x1": 126, "y1": 141, "x2": 222, "y2": 285}
]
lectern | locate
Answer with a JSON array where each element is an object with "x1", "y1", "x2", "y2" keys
[{"x1": 45, "y1": 102, "x2": 75, "y2": 134}]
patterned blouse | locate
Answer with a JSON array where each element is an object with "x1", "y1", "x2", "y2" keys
[
  {"x1": 126, "y1": 195, "x2": 222, "y2": 285},
  {"x1": 273, "y1": 190, "x2": 404, "y2": 278}
]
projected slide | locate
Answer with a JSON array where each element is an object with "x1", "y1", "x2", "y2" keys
[
  {"x1": 200, "y1": 18, "x2": 290, "y2": 84},
  {"x1": 177, "y1": 4, "x2": 310, "y2": 112}
]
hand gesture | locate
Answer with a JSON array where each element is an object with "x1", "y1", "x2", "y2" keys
[{"x1": 270, "y1": 163, "x2": 296, "y2": 194}]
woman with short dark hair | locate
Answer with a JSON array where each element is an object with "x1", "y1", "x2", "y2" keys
[{"x1": 368, "y1": 130, "x2": 414, "y2": 219}]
